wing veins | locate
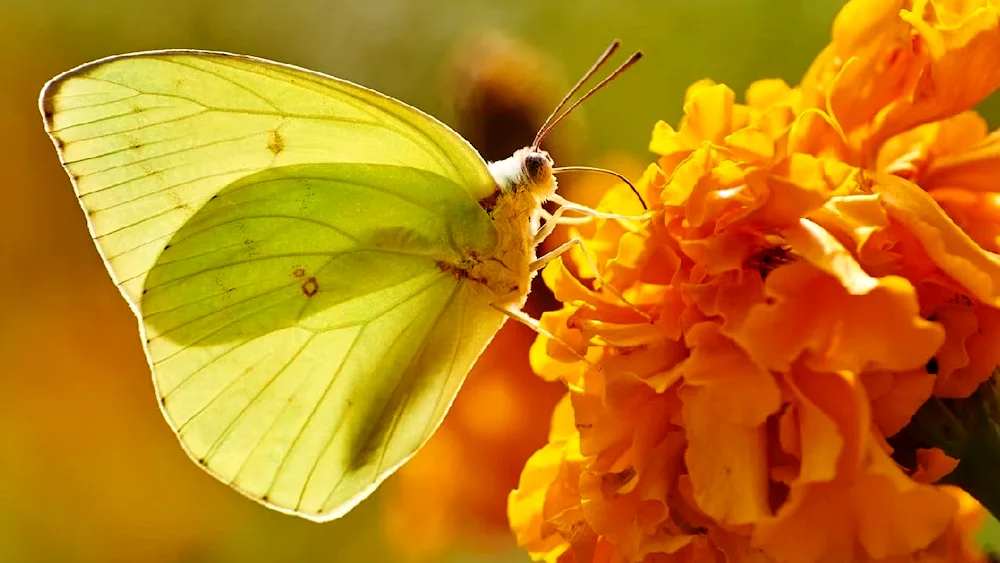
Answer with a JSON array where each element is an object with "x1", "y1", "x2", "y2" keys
[
  {"x1": 150, "y1": 290, "x2": 302, "y2": 384},
  {"x1": 54, "y1": 91, "x2": 141, "y2": 102},
  {"x1": 270, "y1": 274, "x2": 452, "y2": 509},
  {"x1": 208, "y1": 60, "x2": 465, "y2": 180},
  {"x1": 230, "y1": 341, "x2": 330, "y2": 484},
  {"x1": 215, "y1": 172, "x2": 458, "y2": 226},
  {"x1": 265, "y1": 325, "x2": 368, "y2": 502},
  {"x1": 149, "y1": 278, "x2": 304, "y2": 346},
  {"x1": 54, "y1": 92, "x2": 143, "y2": 112},
  {"x1": 143, "y1": 251, "x2": 340, "y2": 293},
  {"x1": 198, "y1": 332, "x2": 319, "y2": 468},
  {"x1": 163, "y1": 58, "x2": 282, "y2": 113},
  {"x1": 53, "y1": 105, "x2": 207, "y2": 133},
  {"x1": 167, "y1": 213, "x2": 362, "y2": 250},
  {"x1": 89, "y1": 169, "x2": 256, "y2": 219},
  {"x1": 143, "y1": 240, "x2": 248, "y2": 268},
  {"x1": 420, "y1": 288, "x2": 467, "y2": 442},
  {"x1": 143, "y1": 274, "x2": 272, "y2": 317},
  {"x1": 271, "y1": 66, "x2": 471, "y2": 182},
  {"x1": 293, "y1": 311, "x2": 422, "y2": 512},
  {"x1": 69, "y1": 75, "x2": 141, "y2": 94},
  {"x1": 67, "y1": 130, "x2": 263, "y2": 173},
  {"x1": 371, "y1": 283, "x2": 461, "y2": 482},
  {"x1": 315, "y1": 279, "x2": 460, "y2": 510},
  {"x1": 155, "y1": 290, "x2": 305, "y2": 379},
  {"x1": 106, "y1": 235, "x2": 171, "y2": 266}
]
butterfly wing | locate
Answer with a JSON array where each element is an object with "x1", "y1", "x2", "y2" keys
[{"x1": 41, "y1": 52, "x2": 506, "y2": 520}]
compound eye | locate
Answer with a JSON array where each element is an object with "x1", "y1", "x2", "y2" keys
[{"x1": 523, "y1": 152, "x2": 550, "y2": 183}]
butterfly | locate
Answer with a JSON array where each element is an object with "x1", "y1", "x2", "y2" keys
[{"x1": 39, "y1": 40, "x2": 646, "y2": 521}]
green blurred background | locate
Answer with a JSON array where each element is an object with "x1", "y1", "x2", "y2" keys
[{"x1": 4, "y1": 1, "x2": 999, "y2": 562}]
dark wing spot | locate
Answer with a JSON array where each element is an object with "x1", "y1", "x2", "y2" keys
[
  {"x1": 302, "y1": 277, "x2": 319, "y2": 297},
  {"x1": 54, "y1": 137, "x2": 64, "y2": 149},
  {"x1": 131, "y1": 104, "x2": 143, "y2": 114},
  {"x1": 159, "y1": 396, "x2": 167, "y2": 406},
  {"x1": 261, "y1": 494, "x2": 270, "y2": 503},
  {"x1": 293, "y1": 268, "x2": 306, "y2": 278},
  {"x1": 210, "y1": 195, "x2": 218, "y2": 201},
  {"x1": 41, "y1": 98, "x2": 55, "y2": 122},
  {"x1": 926, "y1": 357, "x2": 939, "y2": 374},
  {"x1": 267, "y1": 130, "x2": 285, "y2": 156},
  {"x1": 124, "y1": 134, "x2": 143, "y2": 151},
  {"x1": 196, "y1": 457, "x2": 207, "y2": 466}
]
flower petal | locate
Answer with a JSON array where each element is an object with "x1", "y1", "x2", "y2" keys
[{"x1": 874, "y1": 172, "x2": 1000, "y2": 307}]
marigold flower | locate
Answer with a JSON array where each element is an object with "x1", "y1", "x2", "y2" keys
[{"x1": 510, "y1": 1, "x2": 1000, "y2": 561}]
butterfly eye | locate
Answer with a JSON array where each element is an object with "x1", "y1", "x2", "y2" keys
[{"x1": 523, "y1": 151, "x2": 552, "y2": 184}]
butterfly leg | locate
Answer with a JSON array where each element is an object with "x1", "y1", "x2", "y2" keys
[
  {"x1": 490, "y1": 304, "x2": 592, "y2": 364},
  {"x1": 549, "y1": 193, "x2": 651, "y2": 221},
  {"x1": 531, "y1": 238, "x2": 652, "y2": 321},
  {"x1": 534, "y1": 209, "x2": 588, "y2": 246},
  {"x1": 535, "y1": 199, "x2": 649, "y2": 245},
  {"x1": 539, "y1": 207, "x2": 592, "y2": 226}
]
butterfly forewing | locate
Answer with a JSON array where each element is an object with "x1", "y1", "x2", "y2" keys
[{"x1": 40, "y1": 51, "x2": 497, "y2": 303}]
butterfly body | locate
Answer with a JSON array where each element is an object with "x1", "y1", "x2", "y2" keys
[{"x1": 456, "y1": 148, "x2": 555, "y2": 309}]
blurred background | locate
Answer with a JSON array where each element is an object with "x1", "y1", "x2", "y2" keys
[{"x1": 4, "y1": 1, "x2": 1000, "y2": 562}]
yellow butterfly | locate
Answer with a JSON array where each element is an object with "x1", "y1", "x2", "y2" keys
[{"x1": 40, "y1": 40, "x2": 647, "y2": 521}]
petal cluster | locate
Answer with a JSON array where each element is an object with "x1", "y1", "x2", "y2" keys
[{"x1": 511, "y1": 1, "x2": 1000, "y2": 561}]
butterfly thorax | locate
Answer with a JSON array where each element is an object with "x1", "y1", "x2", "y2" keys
[{"x1": 453, "y1": 147, "x2": 555, "y2": 310}]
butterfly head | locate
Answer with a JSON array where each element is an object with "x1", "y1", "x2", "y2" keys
[
  {"x1": 523, "y1": 148, "x2": 554, "y2": 185},
  {"x1": 486, "y1": 146, "x2": 556, "y2": 200},
  {"x1": 482, "y1": 40, "x2": 642, "y2": 211}
]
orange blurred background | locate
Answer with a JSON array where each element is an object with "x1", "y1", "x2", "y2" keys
[{"x1": 6, "y1": 1, "x2": 996, "y2": 562}]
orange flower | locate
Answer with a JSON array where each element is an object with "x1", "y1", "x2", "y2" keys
[{"x1": 510, "y1": 1, "x2": 1000, "y2": 561}]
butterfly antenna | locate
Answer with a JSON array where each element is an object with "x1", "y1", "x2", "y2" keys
[
  {"x1": 533, "y1": 50, "x2": 643, "y2": 150},
  {"x1": 532, "y1": 40, "x2": 622, "y2": 149},
  {"x1": 553, "y1": 166, "x2": 648, "y2": 210}
]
